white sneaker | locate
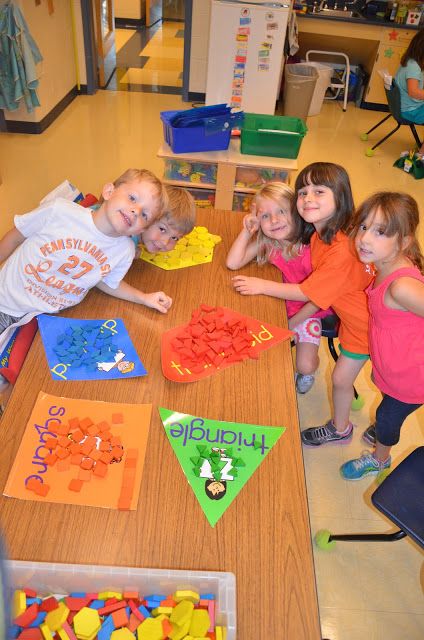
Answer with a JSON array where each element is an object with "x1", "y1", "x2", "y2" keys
[{"x1": 295, "y1": 373, "x2": 315, "y2": 394}]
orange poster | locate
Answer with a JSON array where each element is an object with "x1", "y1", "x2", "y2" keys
[{"x1": 3, "y1": 392, "x2": 152, "y2": 510}]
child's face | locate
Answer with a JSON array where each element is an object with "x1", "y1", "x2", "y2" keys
[
  {"x1": 255, "y1": 196, "x2": 293, "y2": 241},
  {"x1": 355, "y1": 208, "x2": 403, "y2": 267},
  {"x1": 296, "y1": 182, "x2": 336, "y2": 233},
  {"x1": 96, "y1": 179, "x2": 160, "y2": 238},
  {"x1": 141, "y1": 218, "x2": 183, "y2": 253}
]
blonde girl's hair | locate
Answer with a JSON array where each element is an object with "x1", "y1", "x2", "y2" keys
[
  {"x1": 160, "y1": 186, "x2": 196, "y2": 235},
  {"x1": 294, "y1": 162, "x2": 354, "y2": 244},
  {"x1": 98, "y1": 168, "x2": 168, "y2": 214},
  {"x1": 351, "y1": 191, "x2": 424, "y2": 273},
  {"x1": 253, "y1": 182, "x2": 297, "y2": 265}
]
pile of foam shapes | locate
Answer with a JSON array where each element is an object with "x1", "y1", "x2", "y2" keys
[
  {"x1": 140, "y1": 227, "x2": 221, "y2": 270},
  {"x1": 171, "y1": 305, "x2": 258, "y2": 373},
  {"x1": 53, "y1": 325, "x2": 119, "y2": 371},
  {"x1": 11, "y1": 587, "x2": 227, "y2": 639}
]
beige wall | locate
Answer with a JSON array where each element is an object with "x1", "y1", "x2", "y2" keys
[
  {"x1": 115, "y1": 0, "x2": 144, "y2": 20},
  {"x1": 4, "y1": 0, "x2": 82, "y2": 124},
  {"x1": 189, "y1": 0, "x2": 211, "y2": 93}
]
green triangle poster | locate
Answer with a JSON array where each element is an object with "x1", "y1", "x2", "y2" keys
[{"x1": 159, "y1": 407, "x2": 286, "y2": 527}]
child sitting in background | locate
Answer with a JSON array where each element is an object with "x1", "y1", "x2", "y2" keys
[
  {"x1": 0, "y1": 167, "x2": 172, "y2": 400},
  {"x1": 139, "y1": 185, "x2": 196, "y2": 255},
  {"x1": 227, "y1": 181, "x2": 330, "y2": 394},
  {"x1": 340, "y1": 192, "x2": 424, "y2": 480}
]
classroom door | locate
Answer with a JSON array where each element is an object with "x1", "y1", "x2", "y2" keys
[
  {"x1": 146, "y1": 0, "x2": 163, "y2": 27},
  {"x1": 94, "y1": 0, "x2": 116, "y2": 88}
]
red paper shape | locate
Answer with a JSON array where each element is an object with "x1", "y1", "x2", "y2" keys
[{"x1": 162, "y1": 305, "x2": 293, "y2": 382}]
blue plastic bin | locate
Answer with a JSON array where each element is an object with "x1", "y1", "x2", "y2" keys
[{"x1": 160, "y1": 105, "x2": 243, "y2": 154}]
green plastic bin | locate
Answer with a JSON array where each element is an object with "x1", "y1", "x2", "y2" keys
[{"x1": 240, "y1": 113, "x2": 307, "y2": 159}]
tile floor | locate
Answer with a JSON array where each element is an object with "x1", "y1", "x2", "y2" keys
[{"x1": 1, "y1": 78, "x2": 423, "y2": 640}]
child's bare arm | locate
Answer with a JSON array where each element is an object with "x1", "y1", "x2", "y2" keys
[
  {"x1": 96, "y1": 280, "x2": 172, "y2": 314},
  {"x1": 0, "y1": 227, "x2": 26, "y2": 264},
  {"x1": 390, "y1": 277, "x2": 424, "y2": 316},
  {"x1": 288, "y1": 302, "x2": 320, "y2": 331},
  {"x1": 232, "y1": 276, "x2": 309, "y2": 301},
  {"x1": 226, "y1": 214, "x2": 259, "y2": 270}
]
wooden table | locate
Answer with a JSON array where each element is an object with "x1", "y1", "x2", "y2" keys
[{"x1": 0, "y1": 210, "x2": 320, "y2": 639}]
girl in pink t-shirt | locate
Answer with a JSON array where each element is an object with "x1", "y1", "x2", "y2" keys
[
  {"x1": 341, "y1": 192, "x2": 424, "y2": 481},
  {"x1": 226, "y1": 182, "x2": 330, "y2": 394}
]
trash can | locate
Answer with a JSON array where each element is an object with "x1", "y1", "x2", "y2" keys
[
  {"x1": 304, "y1": 62, "x2": 333, "y2": 116},
  {"x1": 281, "y1": 64, "x2": 318, "y2": 121}
]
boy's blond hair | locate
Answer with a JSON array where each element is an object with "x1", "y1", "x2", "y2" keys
[
  {"x1": 160, "y1": 186, "x2": 196, "y2": 235},
  {"x1": 98, "y1": 168, "x2": 168, "y2": 214}
]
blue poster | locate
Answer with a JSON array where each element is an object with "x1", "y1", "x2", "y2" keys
[{"x1": 38, "y1": 315, "x2": 147, "y2": 381}]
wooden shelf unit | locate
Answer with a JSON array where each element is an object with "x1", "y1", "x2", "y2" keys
[{"x1": 158, "y1": 139, "x2": 298, "y2": 210}]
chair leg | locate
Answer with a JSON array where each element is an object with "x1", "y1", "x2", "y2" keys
[
  {"x1": 329, "y1": 529, "x2": 407, "y2": 543},
  {"x1": 327, "y1": 337, "x2": 359, "y2": 400},
  {"x1": 410, "y1": 124, "x2": 422, "y2": 148},
  {"x1": 365, "y1": 113, "x2": 391, "y2": 136},
  {"x1": 371, "y1": 123, "x2": 401, "y2": 151}
]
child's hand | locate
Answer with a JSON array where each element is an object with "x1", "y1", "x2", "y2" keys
[
  {"x1": 243, "y1": 214, "x2": 259, "y2": 236},
  {"x1": 143, "y1": 291, "x2": 172, "y2": 313},
  {"x1": 232, "y1": 275, "x2": 264, "y2": 295}
]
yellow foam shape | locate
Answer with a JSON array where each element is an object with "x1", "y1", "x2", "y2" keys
[
  {"x1": 57, "y1": 627, "x2": 71, "y2": 640},
  {"x1": 73, "y1": 606, "x2": 101, "y2": 638},
  {"x1": 152, "y1": 606, "x2": 173, "y2": 616},
  {"x1": 216, "y1": 625, "x2": 226, "y2": 640},
  {"x1": 196, "y1": 226, "x2": 208, "y2": 232},
  {"x1": 13, "y1": 590, "x2": 26, "y2": 618},
  {"x1": 45, "y1": 602, "x2": 70, "y2": 631},
  {"x1": 169, "y1": 599, "x2": 194, "y2": 628},
  {"x1": 40, "y1": 622, "x2": 53, "y2": 640},
  {"x1": 137, "y1": 616, "x2": 164, "y2": 640},
  {"x1": 168, "y1": 619, "x2": 191, "y2": 640},
  {"x1": 189, "y1": 609, "x2": 210, "y2": 637},
  {"x1": 187, "y1": 238, "x2": 201, "y2": 246},
  {"x1": 174, "y1": 590, "x2": 199, "y2": 604},
  {"x1": 111, "y1": 629, "x2": 135, "y2": 639},
  {"x1": 192, "y1": 254, "x2": 205, "y2": 263},
  {"x1": 97, "y1": 592, "x2": 124, "y2": 600},
  {"x1": 209, "y1": 234, "x2": 222, "y2": 244}
]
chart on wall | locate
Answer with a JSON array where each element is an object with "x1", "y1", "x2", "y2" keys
[
  {"x1": 4, "y1": 392, "x2": 152, "y2": 510},
  {"x1": 160, "y1": 407, "x2": 286, "y2": 527}
]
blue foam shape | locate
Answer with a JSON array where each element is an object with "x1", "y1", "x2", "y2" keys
[
  {"x1": 29, "y1": 612, "x2": 47, "y2": 627},
  {"x1": 9, "y1": 625, "x2": 21, "y2": 638},
  {"x1": 89, "y1": 599, "x2": 105, "y2": 610},
  {"x1": 26, "y1": 597, "x2": 42, "y2": 605},
  {"x1": 65, "y1": 327, "x2": 73, "y2": 336},
  {"x1": 201, "y1": 593, "x2": 216, "y2": 599},
  {"x1": 70, "y1": 592, "x2": 87, "y2": 597},
  {"x1": 138, "y1": 605, "x2": 151, "y2": 618}
]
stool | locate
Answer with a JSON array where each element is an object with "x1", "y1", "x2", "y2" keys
[
  {"x1": 315, "y1": 446, "x2": 424, "y2": 550},
  {"x1": 305, "y1": 50, "x2": 350, "y2": 112}
]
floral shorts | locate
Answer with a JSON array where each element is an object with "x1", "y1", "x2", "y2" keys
[{"x1": 292, "y1": 317, "x2": 322, "y2": 346}]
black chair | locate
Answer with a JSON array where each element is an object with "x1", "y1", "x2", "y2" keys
[
  {"x1": 361, "y1": 81, "x2": 423, "y2": 156},
  {"x1": 315, "y1": 446, "x2": 424, "y2": 550}
]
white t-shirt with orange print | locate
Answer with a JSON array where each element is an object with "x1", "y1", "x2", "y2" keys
[{"x1": 0, "y1": 198, "x2": 134, "y2": 319}]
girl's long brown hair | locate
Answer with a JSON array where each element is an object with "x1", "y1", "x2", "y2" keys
[
  {"x1": 294, "y1": 162, "x2": 354, "y2": 245},
  {"x1": 400, "y1": 29, "x2": 424, "y2": 69}
]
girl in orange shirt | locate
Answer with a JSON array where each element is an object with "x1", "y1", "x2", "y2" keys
[{"x1": 234, "y1": 162, "x2": 373, "y2": 446}]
